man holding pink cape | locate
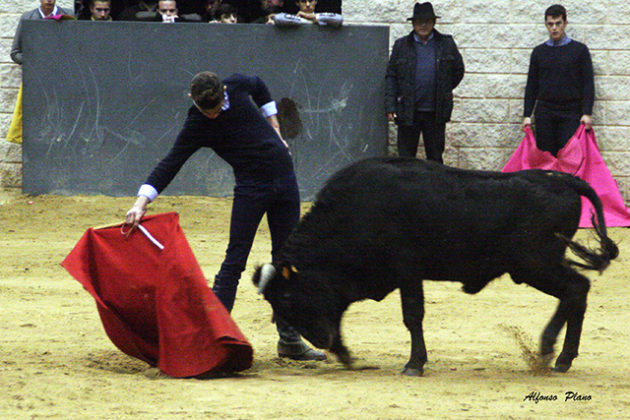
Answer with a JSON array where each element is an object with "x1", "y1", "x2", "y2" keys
[
  {"x1": 522, "y1": 4, "x2": 594, "y2": 156},
  {"x1": 507, "y1": 4, "x2": 630, "y2": 227}
]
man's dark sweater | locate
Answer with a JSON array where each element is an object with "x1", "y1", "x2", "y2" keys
[
  {"x1": 414, "y1": 36, "x2": 437, "y2": 111},
  {"x1": 524, "y1": 40, "x2": 594, "y2": 117},
  {"x1": 145, "y1": 73, "x2": 294, "y2": 193}
]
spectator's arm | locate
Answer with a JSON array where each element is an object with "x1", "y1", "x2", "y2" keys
[
  {"x1": 10, "y1": 17, "x2": 24, "y2": 65},
  {"x1": 272, "y1": 13, "x2": 305, "y2": 27},
  {"x1": 135, "y1": 11, "x2": 159, "y2": 21},
  {"x1": 315, "y1": 13, "x2": 343, "y2": 27}
]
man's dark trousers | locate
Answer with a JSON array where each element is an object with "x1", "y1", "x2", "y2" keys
[
  {"x1": 534, "y1": 101, "x2": 582, "y2": 157},
  {"x1": 397, "y1": 111, "x2": 446, "y2": 163},
  {"x1": 212, "y1": 174, "x2": 302, "y2": 341}
]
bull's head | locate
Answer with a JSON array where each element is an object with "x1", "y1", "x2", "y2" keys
[{"x1": 253, "y1": 263, "x2": 351, "y2": 366}]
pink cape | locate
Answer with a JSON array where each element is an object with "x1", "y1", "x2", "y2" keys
[
  {"x1": 61, "y1": 212, "x2": 253, "y2": 377},
  {"x1": 502, "y1": 125, "x2": 630, "y2": 228}
]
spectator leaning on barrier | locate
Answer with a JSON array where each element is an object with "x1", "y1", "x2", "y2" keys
[
  {"x1": 134, "y1": 0, "x2": 202, "y2": 22},
  {"x1": 281, "y1": 0, "x2": 340, "y2": 14},
  {"x1": 273, "y1": 0, "x2": 342, "y2": 27},
  {"x1": 87, "y1": 0, "x2": 113, "y2": 21},
  {"x1": 250, "y1": 0, "x2": 284, "y2": 24},
  {"x1": 124, "y1": 72, "x2": 327, "y2": 361},
  {"x1": 6, "y1": 0, "x2": 74, "y2": 145},
  {"x1": 201, "y1": 0, "x2": 221, "y2": 21},
  {"x1": 522, "y1": 4, "x2": 594, "y2": 157},
  {"x1": 385, "y1": 2, "x2": 464, "y2": 163},
  {"x1": 11, "y1": 0, "x2": 73, "y2": 65},
  {"x1": 156, "y1": 0, "x2": 179, "y2": 22},
  {"x1": 215, "y1": 3, "x2": 239, "y2": 23}
]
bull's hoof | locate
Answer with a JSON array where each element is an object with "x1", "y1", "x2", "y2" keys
[
  {"x1": 553, "y1": 353, "x2": 574, "y2": 373},
  {"x1": 553, "y1": 363, "x2": 571, "y2": 373},
  {"x1": 333, "y1": 349, "x2": 352, "y2": 367},
  {"x1": 401, "y1": 367, "x2": 424, "y2": 377},
  {"x1": 553, "y1": 360, "x2": 572, "y2": 373},
  {"x1": 331, "y1": 342, "x2": 352, "y2": 368}
]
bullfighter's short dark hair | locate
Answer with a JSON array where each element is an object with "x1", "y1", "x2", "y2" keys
[
  {"x1": 190, "y1": 71, "x2": 223, "y2": 109},
  {"x1": 545, "y1": 4, "x2": 567, "y2": 21}
]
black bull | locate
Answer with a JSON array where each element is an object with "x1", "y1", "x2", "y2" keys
[{"x1": 253, "y1": 157, "x2": 619, "y2": 375}]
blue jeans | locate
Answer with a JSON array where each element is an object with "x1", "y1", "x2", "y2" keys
[{"x1": 212, "y1": 174, "x2": 302, "y2": 341}]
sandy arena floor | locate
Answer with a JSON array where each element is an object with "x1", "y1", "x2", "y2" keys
[{"x1": 1, "y1": 193, "x2": 629, "y2": 419}]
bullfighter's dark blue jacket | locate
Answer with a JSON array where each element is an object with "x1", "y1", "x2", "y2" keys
[{"x1": 145, "y1": 73, "x2": 294, "y2": 193}]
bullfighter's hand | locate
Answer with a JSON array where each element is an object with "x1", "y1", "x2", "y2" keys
[
  {"x1": 125, "y1": 196, "x2": 149, "y2": 229},
  {"x1": 522, "y1": 117, "x2": 531, "y2": 131},
  {"x1": 387, "y1": 113, "x2": 397, "y2": 122},
  {"x1": 581, "y1": 114, "x2": 592, "y2": 130}
]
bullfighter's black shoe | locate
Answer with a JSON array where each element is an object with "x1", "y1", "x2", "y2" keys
[{"x1": 277, "y1": 339, "x2": 327, "y2": 361}]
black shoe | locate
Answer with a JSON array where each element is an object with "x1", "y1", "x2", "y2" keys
[{"x1": 277, "y1": 339, "x2": 327, "y2": 361}]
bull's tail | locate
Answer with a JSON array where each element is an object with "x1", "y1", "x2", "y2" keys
[{"x1": 557, "y1": 176, "x2": 619, "y2": 272}]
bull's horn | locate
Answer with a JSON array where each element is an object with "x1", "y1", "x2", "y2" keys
[{"x1": 258, "y1": 263, "x2": 276, "y2": 295}]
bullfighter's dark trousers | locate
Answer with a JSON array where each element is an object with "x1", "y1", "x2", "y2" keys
[
  {"x1": 212, "y1": 174, "x2": 302, "y2": 342},
  {"x1": 397, "y1": 111, "x2": 446, "y2": 163},
  {"x1": 534, "y1": 101, "x2": 582, "y2": 157}
]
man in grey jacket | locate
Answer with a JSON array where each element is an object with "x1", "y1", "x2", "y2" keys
[
  {"x1": 272, "y1": 0, "x2": 342, "y2": 27},
  {"x1": 11, "y1": 0, "x2": 74, "y2": 65},
  {"x1": 385, "y1": 2, "x2": 464, "y2": 163}
]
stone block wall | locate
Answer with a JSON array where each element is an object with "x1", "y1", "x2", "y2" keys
[{"x1": 1, "y1": 0, "x2": 629, "y2": 203}]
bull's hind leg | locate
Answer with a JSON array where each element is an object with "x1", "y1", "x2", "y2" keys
[
  {"x1": 520, "y1": 265, "x2": 590, "y2": 373},
  {"x1": 553, "y1": 268, "x2": 590, "y2": 372},
  {"x1": 540, "y1": 300, "x2": 570, "y2": 358},
  {"x1": 400, "y1": 282, "x2": 427, "y2": 376}
]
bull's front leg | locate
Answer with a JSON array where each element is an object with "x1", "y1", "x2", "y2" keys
[{"x1": 400, "y1": 282, "x2": 427, "y2": 376}]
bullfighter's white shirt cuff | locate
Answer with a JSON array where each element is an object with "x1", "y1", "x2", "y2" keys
[
  {"x1": 261, "y1": 101, "x2": 277, "y2": 117},
  {"x1": 138, "y1": 184, "x2": 158, "y2": 202}
]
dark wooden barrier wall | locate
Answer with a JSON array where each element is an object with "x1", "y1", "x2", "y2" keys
[{"x1": 21, "y1": 20, "x2": 389, "y2": 200}]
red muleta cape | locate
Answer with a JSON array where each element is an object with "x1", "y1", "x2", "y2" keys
[
  {"x1": 502, "y1": 125, "x2": 630, "y2": 228},
  {"x1": 61, "y1": 212, "x2": 253, "y2": 377}
]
